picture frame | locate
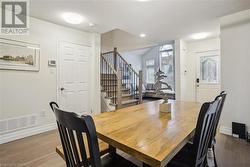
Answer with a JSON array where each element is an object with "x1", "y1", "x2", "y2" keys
[{"x1": 0, "y1": 38, "x2": 40, "y2": 71}]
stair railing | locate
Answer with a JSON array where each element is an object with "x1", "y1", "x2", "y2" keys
[
  {"x1": 100, "y1": 55, "x2": 122, "y2": 109},
  {"x1": 116, "y1": 52, "x2": 142, "y2": 103},
  {"x1": 101, "y1": 48, "x2": 143, "y2": 107}
]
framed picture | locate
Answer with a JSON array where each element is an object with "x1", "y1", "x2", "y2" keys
[{"x1": 0, "y1": 38, "x2": 40, "y2": 71}]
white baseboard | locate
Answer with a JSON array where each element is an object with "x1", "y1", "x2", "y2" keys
[
  {"x1": 219, "y1": 126, "x2": 232, "y2": 136},
  {"x1": 0, "y1": 123, "x2": 57, "y2": 144}
]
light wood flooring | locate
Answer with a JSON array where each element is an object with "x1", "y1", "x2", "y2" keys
[{"x1": 0, "y1": 130, "x2": 249, "y2": 167}]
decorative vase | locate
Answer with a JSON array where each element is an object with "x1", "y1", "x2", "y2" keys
[{"x1": 159, "y1": 102, "x2": 171, "y2": 113}]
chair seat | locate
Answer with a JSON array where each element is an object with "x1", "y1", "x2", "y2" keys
[
  {"x1": 56, "y1": 138, "x2": 109, "y2": 161},
  {"x1": 101, "y1": 153, "x2": 138, "y2": 167},
  {"x1": 167, "y1": 143, "x2": 194, "y2": 167}
]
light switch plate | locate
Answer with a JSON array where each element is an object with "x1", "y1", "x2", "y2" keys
[{"x1": 48, "y1": 60, "x2": 56, "y2": 66}]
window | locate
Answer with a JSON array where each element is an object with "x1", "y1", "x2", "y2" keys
[
  {"x1": 146, "y1": 59, "x2": 155, "y2": 84},
  {"x1": 200, "y1": 55, "x2": 219, "y2": 83},
  {"x1": 159, "y1": 44, "x2": 175, "y2": 90},
  {"x1": 160, "y1": 44, "x2": 173, "y2": 51}
]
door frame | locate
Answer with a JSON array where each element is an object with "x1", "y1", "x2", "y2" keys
[
  {"x1": 56, "y1": 40, "x2": 92, "y2": 108},
  {"x1": 195, "y1": 49, "x2": 221, "y2": 102}
]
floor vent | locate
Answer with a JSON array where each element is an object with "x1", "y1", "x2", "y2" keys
[{"x1": 0, "y1": 114, "x2": 38, "y2": 134}]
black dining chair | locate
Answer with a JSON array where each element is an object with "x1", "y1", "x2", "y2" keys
[
  {"x1": 51, "y1": 105, "x2": 138, "y2": 167},
  {"x1": 49, "y1": 101, "x2": 59, "y2": 112},
  {"x1": 208, "y1": 91, "x2": 227, "y2": 167},
  {"x1": 167, "y1": 95, "x2": 224, "y2": 167},
  {"x1": 49, "y1": 102, "x2": 111, "y2": 166}
]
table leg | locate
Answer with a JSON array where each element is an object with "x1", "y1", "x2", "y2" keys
[{"x1": 109, "y1": 145, "x2": 116, "y2": 156}]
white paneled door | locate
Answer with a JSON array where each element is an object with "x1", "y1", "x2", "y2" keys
[
  {"x1": 58, "y1": 41, "x2": 91, "y2": 115},
  {"x1": 196, "y1": 50, "x2": 221, "y2": 103}
]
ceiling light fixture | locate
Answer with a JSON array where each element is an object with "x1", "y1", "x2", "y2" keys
[
  {"x1": 62, "y1": 12, "x2": 84, "y2": 24},
  {"x1": 140, "y1": 33, "x2": 146, "y2": 38},
  {"x1": 191, "y1": 32, "x2": 210, "y2": 40},
  {"x1": 88, "y1": 22, "x2": 95, "y2": 27}
]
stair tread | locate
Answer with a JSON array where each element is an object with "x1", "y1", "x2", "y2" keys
[
  {"x1": 122, "y1": 94, "x2": 133, "y2": 97},
  {"x1": 102, "y1": 83, "x2": 126, "y2": 86},
  {"x1": 109, "y1": 99, "x2": 139, "y2": 106},
  {"x1": 122, "y1": 99, "x2": 139, "y2": 105},
  {"x1": 101, "y1": 73, "x2": 116, "y2": 75},
  {"x1": 102, "y1": 88, "x2": 130, "y2": 92},
  {"x1": 101, "y1": 78, "x2": 117, "y2": 80},
  {"x1": 106, "y1": 94, "x2": 133, "y2": 99}
]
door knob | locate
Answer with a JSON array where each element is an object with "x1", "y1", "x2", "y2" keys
[{"x1": 60, "y1": 87, "x2": 65, "y2": 91}]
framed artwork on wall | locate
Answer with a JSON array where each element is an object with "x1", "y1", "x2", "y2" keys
[{"x1": 0, "y1": 38, "x2": 40, "y2": 71}]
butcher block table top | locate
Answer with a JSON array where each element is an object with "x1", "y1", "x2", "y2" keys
[{"x1": 93, "y1": 100, "x2": 201, "y2": 167}]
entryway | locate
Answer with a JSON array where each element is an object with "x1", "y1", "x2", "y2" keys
[{"x1": 196, "y1": 50, "x2": 221, "y2": 103}]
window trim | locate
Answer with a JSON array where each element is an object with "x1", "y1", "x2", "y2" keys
[
  {"x1": 159, "y1": 44, "x2": 175, "y2": 90},
  {"x1": 145, "y1": 59, "x2": 155, "y2": 84}
]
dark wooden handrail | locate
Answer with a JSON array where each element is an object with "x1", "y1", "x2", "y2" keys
[{"x1": 101, "y1": 51, "x2": 114, "y2": 56}]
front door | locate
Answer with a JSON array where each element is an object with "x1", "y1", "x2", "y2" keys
[
  {"x1": 58, "y1": 41, "x2": 91, "y2": 115},
  {"x1": 196, "y1": 50, "x2": 221, "y2": 103}
]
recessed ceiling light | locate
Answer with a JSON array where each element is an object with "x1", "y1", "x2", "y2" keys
[
  {"x1": 137, "y1": 0, "x2": 150, "y2": 1},
  {"x1": 191, "y1": 32, "x2": 210, "y2": 40},
  {"x1": 88, "y1": 22, "x2": 95, "y2": 27},
  {"x1": 62, "y1": 12, "x2": 84, "y2": 24},
  {"x1": 140, "y1": 33, "x2": 146, "y2": 38}
]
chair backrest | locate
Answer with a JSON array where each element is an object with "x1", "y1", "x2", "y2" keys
[
  {"x1": 192, "y1": 96, "x2": 223, "y2": 167},
  {"x1": 53, "y1": 106, "x2": 102, "y2": 167},
  {"x1": 49, "y1": 101, "x2": 59, "y2": 112},
  {"x1": 210, "y1": 91, "x2": 227, "y2": 146}
]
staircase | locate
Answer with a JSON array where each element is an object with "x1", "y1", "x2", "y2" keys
[{"x1": 101, "y1": 48, "x2": 143, "y2": 110}]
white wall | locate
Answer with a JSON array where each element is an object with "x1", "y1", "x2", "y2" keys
[
  {"x1": 101, "y1": 29, "x2": 156, "y2": 52},
  {"x1": 121, "y1": 52, "x2": 143, "y2": 73},
  {"x1": 174, "y1": 40, "x2": 183, "y2": 100},
  {"x1": 101, "y1": 31, "x2": 114, "y2": 52},
  {"x1": 0, "y1": 17, "x2": 100, "y2": 143},
  {"x1": 220, "y1": 10, "x2": 250, "y2": 134},
  {"x1": 175, "y1": 38, "x2": 221, "y2": 102},
  {"x1": 182, "y1": 38, "x2": 221, "y2": 102}
]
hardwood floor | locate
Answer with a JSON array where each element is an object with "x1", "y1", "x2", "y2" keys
[
  {"x1": 216, "y1": 133, "x2": 250, "y2": 167},
  {"x1": 0, "y1": 130, "x2": 249, "y2": 167},
  {"x1": 0, "y1": 130, "x2": 64, "y2": 167}
]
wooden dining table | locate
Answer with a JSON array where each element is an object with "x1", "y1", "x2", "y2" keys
[
  {"x1": 93, "y1": 100, "x2": 201, "y2": 167},
  {"x1": 56, "y1": 100, "x2": 201, "y2": 167}
]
